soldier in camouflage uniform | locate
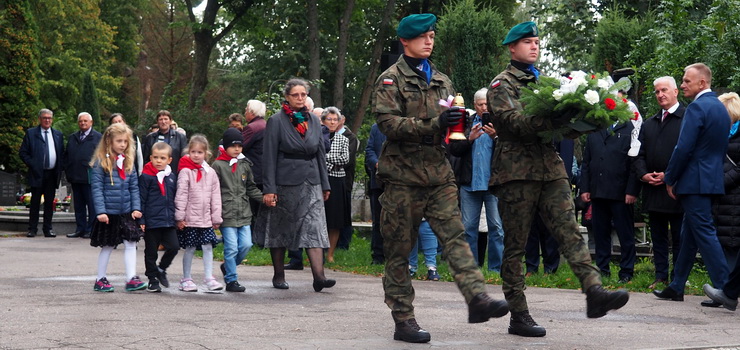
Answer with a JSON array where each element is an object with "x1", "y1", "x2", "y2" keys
[
  {"x1": 372, "y1": 13, "x2": 508, "y2": 344},
  {"x1": 487, "y1": 21, "x2": 630, "y2": 338}
]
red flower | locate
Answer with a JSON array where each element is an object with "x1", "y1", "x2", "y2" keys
[
  {"x1": 591, "y1": 74, "x2": 596, "y2": 79},
  {"x1": 632, "y1": 111, "x2": 640, "y2": 120},
  {"x1": 604, "y1": 98, "x2": 616, "y2": 110},
  {"x1": 622, "y1": 98, "x2": 628, "y2": 103}
]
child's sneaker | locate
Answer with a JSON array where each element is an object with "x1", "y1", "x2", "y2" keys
[
  {"x1": 125, "y1": 276, "x2": 148, "y2": 291},
  {"x1": 147, "y1": 279, "x2": 161, "y2": 293},
  {"x1": 204, "y1": 277, "x2": 224, "y2": 293},
  {"x1": 427, "y1": 268, "x2": 440, "y2": 281},
  {"x1": 94, "y1": 277, "x2": 114, "y2": 292},
  {"x1": 225, "y1": 281, "x2": 246, "y2": 292},
  {"x1": 179, "y1": 278, "x2": 197, "y2": 292},
  {"x1": 157, "y1": 267, "x2": 169, "y2": 288}
]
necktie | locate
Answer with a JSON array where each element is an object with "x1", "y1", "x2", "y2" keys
[
  {"x1": 43, "y1": 130, "x2": 50, "y2": 169},
  {"x1": 80, "y1": 132, "x2": 85, "y2": 142},
  {"x1": 662, "y1": 111, "x2": 669, "y2": 122}
]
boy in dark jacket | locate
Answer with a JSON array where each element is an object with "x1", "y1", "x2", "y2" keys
[
  {"x1": 139, "y1": 142, "x2": 178, "y2": 292},
  {"x1": 213, "y1": 128, "x2": 263, "y2": 292}
]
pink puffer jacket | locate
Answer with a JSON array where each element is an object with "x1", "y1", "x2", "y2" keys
[{"x1": 174, "y1": 164, "x2": 222, "y2": 228}]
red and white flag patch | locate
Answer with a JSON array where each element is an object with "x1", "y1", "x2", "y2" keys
[
  {"x1": 490, "y1": 80, "x2": 501, "y2": 89},
  {"x1": 383, "y1": 79, "x2": 394, "y2": 85}
]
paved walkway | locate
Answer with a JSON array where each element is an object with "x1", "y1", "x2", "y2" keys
[{"x1": 1, "y1": 235, "x2": 740, "y2": 349}]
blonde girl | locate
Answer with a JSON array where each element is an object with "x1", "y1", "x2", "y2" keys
[
  {"x1": 90, "y1": 123, "x2": 146, "y2": 292},
  {"x1": 175, "y1": 134, "x2": 224, "y2": 292}
]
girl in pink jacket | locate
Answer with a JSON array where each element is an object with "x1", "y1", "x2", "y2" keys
[{"x1": 175, "y1": 134, "x2": 223, "y2": 292}]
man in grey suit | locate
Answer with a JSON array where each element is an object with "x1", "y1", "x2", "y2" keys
[{"x1": 19, "y1": 109, "x2": 65, "y2": 237}]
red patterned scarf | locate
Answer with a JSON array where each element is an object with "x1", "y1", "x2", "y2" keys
[{"x1": 281, "y1": 101, "x2": 309, "y2": 138}]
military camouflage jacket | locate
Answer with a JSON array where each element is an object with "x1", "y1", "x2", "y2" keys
[
  {"x1": 372, "y1": 56, "x2": 455, "y2": 186},
  {"x1": 486, "y1": 64, "x2": 568, "y2": 186}
]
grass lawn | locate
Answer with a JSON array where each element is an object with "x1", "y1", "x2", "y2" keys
[{"x1": 210, "y1": 231, "x2": 713, "y2": 296}]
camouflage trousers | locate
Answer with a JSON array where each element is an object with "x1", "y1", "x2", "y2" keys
[
  {"x1": 380, "y1": 182, "x2": 486, "y2": 323},
  {"x1": 492, "y1": 179, "x2": 601, "y2": 313}
]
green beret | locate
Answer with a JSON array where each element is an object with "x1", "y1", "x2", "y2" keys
[
  {"x1": 397, "y1": 13, "x2": 437, "y2": 39},
  {"x1": 502, "y1": 21, "x2": 539, "y2": 45}
]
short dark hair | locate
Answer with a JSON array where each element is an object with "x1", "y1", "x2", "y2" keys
[
  {"x1": 156, "y1": 110, "x2": 172, "y2": 121},
  {"x1": 109, "y1": 113, "x2": 124, "y2": 125},
  {"x1": 228, "y1": 113, "x2": 244, "y2": 124}
]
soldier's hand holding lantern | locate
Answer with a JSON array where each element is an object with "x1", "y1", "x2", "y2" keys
[{"x1": 438, "y1": 106, "x2": 464, "y2": 129}]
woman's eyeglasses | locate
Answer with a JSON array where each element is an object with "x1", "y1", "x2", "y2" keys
[{"x1": 289, "y1": 93, "x2": 308, "y2": 98}]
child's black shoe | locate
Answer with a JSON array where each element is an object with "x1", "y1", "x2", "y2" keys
[
  {"x1": 225, "y1": 281, "x2": 246, "y2": 292},
  {"x1": 147, "y1": 279, "x2": 162, "y2": 293}
]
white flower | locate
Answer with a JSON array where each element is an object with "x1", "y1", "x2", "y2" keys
[
  {"x1": 533, "y1": 89, "x2": 540, "y2": 94},
  {"x1": 584, "y1": 90, "x2": 600, "y2": 105},
  {"x1": 597, "y1": 78, "x2": 611, "y2": 90},
  {"x1": 552, "y1": 89, "x2": 565, "y2": 101},
  {"x1": 571, "y1": 76, "x2": 588, "y2": 88},
  {"x1": 570, "y1": 70, "x2": 587, "y2": 80}
]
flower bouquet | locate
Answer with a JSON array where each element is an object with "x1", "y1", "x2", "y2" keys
[{"x1": 520, "y1": 71, "x2": 635, "y2": 141}]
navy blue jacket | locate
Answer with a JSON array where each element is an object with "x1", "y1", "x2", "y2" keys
[
  {"x1": 665, "y1": 91, "x2": 730, "y2": 194},
  {"x1": 580, "y1": 122, "x2": 640, "y2": 200},
  {"x1": 64, "y1": 129, "x2": 102, "y2": 184},
  {"x1": 19, "y1": 126, "x2": 64, "y2": 188},
  {"x1": 364, "y1": 123, "x2": 386, "y2": 190},
  {"x1": 91, "y1": 162, "x2": 141, "y2": 216},
  {"x1": 139, "y1": 170, "x2": 177, "y2": 229}
]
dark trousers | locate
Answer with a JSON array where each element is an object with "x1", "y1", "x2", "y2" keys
[
  {"x1": 143, "y1": 227, "x2": 179, "y2": 280},
  {"x1": 369, "y1": 188, "x2": 384, "y2": 262},
  {"x1": 591, "y1": 198, "x2": 636, "y2": 280},
  {"x1": 337, "y1": 188, "x2": 353, "y2": 249},
  {"x1": 648, "y1": 211, "x2": 682, "y2": 281},
  {"x1": 525, "y1": 215, "x2": 561, "y2": 274},
  {"x1": 71, "y1": 183, "x2": 94, "y2": 233},
  {"x1": 249, "y1": 183, "x2": 263, "y2": 246},
  {"x1": 29, "y1": 170, "x2": 57, "y2": 233},
  {"x1": 287, "y1": 248, "x2": 305, "y2": 265},
  {"x1": 669, "y1": 194, "x2": 728, "y2": 293},
  {"x1": 723, "y1": 250, "x2": 740, "y2": 299},
  {"x1": 477, "y1": 231, "x2": 487, "y2": 267}
]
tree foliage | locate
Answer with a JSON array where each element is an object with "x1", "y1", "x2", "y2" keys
[
  {"x1": 0, "y1": 0, "x2": 41, "y2": 173},
  {"x1": 80, "y1": 71, "x2": 102, "y2": 129},
  {"x1": 434, "y1": 0, "x2": 509, "y2": 103}
]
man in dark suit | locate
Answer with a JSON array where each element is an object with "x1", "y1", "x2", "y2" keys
[
  {"x1": 365, "y1": 123, "x2": 387, "y2": 264},
  {"x1": 64, "y1": 112, "x2": 102, "y2": 238},
  {"x1": 19, "y1": 109, "x2": 65, "y2": 237},
  {"x1": 633, "y1": 76, "x2": 684, "y2": 289},
  {"x1": 580, "y1": 120, "x2": 641, "y2": 283},
  {"x1": 142, "y1": 110, "x2": 187, "y2": 171},
  {"x1": 654, "y1": 63, "x2": 731, "y2": 302}
]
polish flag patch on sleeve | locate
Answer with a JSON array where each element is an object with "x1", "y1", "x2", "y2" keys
[
  {"x1": 490, "y1": 80, "x2": 501, "y2": 89},
  {"x1": 383, "y1": 79, "x2": 394, "y2": 85}
]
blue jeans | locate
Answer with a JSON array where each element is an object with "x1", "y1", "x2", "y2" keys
[
  {"x1": 221, "y1": 226, "x2": 253, "y2": 283},
  {"x1": 409, "y1": 220, "x2": 438, "y2": 272},
  {"x1": 460, "y1": 187, "x2": 504, "y2": 272}
]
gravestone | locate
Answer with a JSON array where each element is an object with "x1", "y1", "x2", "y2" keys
[{"x1": 0, "y1": 171, "x2": 19, "y2": 206}]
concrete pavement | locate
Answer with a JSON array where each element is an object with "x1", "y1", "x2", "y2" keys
[{"x1": 1, "y1": 235, "x2": 740, "y2": 350}]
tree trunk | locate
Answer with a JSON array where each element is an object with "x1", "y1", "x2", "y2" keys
[
  {"x1": 306, "y1": 0, "x2": 321, "y2": 107},
  {"x1": 332, "y1": 0, "x2": 355, "y2": 110},
  {"x1": 185, "y1": 0, "x2": 253, "y2": 108},
  {"x1": 351, "y1": 0, "x2": 396, "y2": 132}
]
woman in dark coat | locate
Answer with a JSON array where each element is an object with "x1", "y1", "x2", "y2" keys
[
  {"x1": 257, "y1": 78, "x2": 335, "y2": 292},
  {"x1": 715, "y1": 92, "x2": 740, "y2": 268}
]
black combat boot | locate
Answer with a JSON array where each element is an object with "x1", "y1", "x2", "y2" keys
[
  {"x1": 468, "y1": 293, "x2": 509, "y2": 323},
  {"x1": 393, "y1": 318, "x2": 431, "y2": 343},
  {"x1": 586, "y1": 285, "x2": 629, "y2": 318},
  {"x1": 508, "y1": 310, "x2": 546, "y2": 337}
]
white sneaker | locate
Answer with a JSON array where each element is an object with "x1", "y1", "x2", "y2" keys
[
  {"x1": 204, "y1": 277, "x2": 224, "y2": 292},
  {"x1": 179, "y1": 278, "x2": 197, "y2": 292}
]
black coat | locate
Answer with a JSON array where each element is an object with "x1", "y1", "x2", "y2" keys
[
  {"x1": 64, "y1": 129, "x2": 102, "y2": 184},
  {"x1": 142, "y1": 129, "x2": 188, "y2": 171},
  {"x1": 580, "y1": 122, "x2": 640, "y2": 200},
  {"x1": 19, "y1": 126, "x2": 64, "y2": 188},
  {"x1": 633, "y1": 106, "x2": 685, "y2": 213},
  {"x1": 714, "y1": 130, "x2": 740, "y2": 248}
]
